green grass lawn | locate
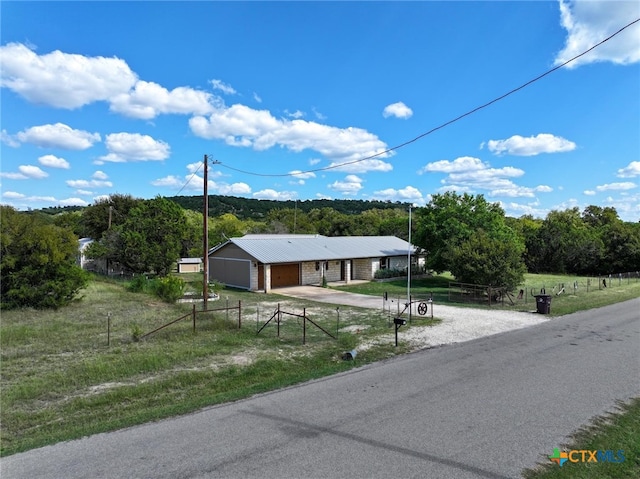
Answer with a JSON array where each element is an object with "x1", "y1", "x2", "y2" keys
[
  {"x1": 1, "y1": 272, "x2": 638, "y2": 466},
  {"x1": 523, "y1": 398, "x2": 640, "y2": 479},
  {"x1": 334, "y1": 272, "x2": 640, "y2": 315}
]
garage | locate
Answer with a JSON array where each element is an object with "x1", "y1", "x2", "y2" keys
[
  {"x1": 271, "y1": 263, "x2": 300, "y2": 288},
  {"x1": 210, "y1": 258, "x2": 251, "y2": 289}
]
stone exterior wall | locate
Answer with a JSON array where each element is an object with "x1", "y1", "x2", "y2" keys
[
  {"x1": 352, "y1": 258, "x2": 375, "y2": 280},
  {"x1": 301, "y1": 261, "x2": 323, "y2": 285},
  {"x1": 301, "y1": 260, "x2": 343, "y2": 284},
  {"x1": 249, "y1": 263, "x2": 259, "y2": 291},
  {"x1": 324, "y1": 260, "x2": 342, "y2": 283}
]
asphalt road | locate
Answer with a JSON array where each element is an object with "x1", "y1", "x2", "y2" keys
[{"x1": 3, "y1": 298, "x2": 639, "y2": 479}]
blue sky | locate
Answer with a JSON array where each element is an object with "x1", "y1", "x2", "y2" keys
[{"x1": 1, "y1": 1, "x2": 639, "y2": 221}]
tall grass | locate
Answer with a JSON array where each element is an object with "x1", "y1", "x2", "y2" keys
[{"x1": 0, "y1": 276, "x2": 408, "y2": 456}]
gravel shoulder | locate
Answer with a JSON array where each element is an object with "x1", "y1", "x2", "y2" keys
[{"x1": 274, "y1": 285, "x2": 551, "y2": 350}]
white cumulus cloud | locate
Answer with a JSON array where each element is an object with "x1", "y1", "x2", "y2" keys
[
  {"x1": 0, "y1": 42, "x2": 137, "y2": 108},
  {"x1": 59, "y1": 197, "x2": 89, "y2": 207},
  {"x1": 38, "y1": 154, "x2": 70, "y2": 169},
  {"x1": 421, "y1": 156, "x2": 553, "y2": 199},
  {"x1": 596, "y1": 182, "x2": 637, "y2": 192},
  {"x1": 419, "y1": 156, "x2": 487, "y2": 174},
  {"x1": 373, "y1": 186, "x2": 424, "y2": 204},
  {"x1": 617, "y1": 161, "x2": 640, "y2": 178},
  {"x1": 252, "y1": 189, "x2": 296, "y2": 200},
  {"x1": 328, "y1": 175, "x2": 363, "y2": 196},
  {"x1": 487, "y1": 133, "x2": 576, "y2": 156},
  {"x1": 109, "y1": 80, "x2": 216, "y2": 119},
  {"x1": 97, "y1": 133, "x2": 170, "y2": 163},
  {"x1": 554, "y1": 0, "x2": 640, "y2": 68},
  {"x1": 2, "y1": 191, "x2": 26, "y2": 199},
  {"x1": 486, "y1": 133, "x2": 576, "y2": 156},
  {"x1": 382, "y1": 101, "x2": 413, "y2": 119},
  {"x1": 15, "y1": 123, "x2": 100, "y2": 150},
  {"x1": 18, "y1": 165, "x2": 48, "y2": 179},
  {"x1": 189, "y1": 103, "x2": 389, "y2": 162},
  {"x1": 66, "y1": 179, "x2": 113, "y2": 189}
]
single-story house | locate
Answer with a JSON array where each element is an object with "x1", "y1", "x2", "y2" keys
[
  {"x1": 208, "y1": 234, "x2": 424, "y2": 292},
  {"x1": 177, "y1": 257, "x2": 202, "y2": 273}
]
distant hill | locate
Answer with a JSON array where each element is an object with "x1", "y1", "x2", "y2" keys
[
  {"x1": 32, "y1": 196, "x2": 411, "y2": 220},
  {"x1": 168, "y1": 195, "x2": 411, "y2": 219}
]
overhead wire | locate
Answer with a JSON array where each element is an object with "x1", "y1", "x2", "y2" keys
[
  {"x1": 175, "y1": 159, "x2": 205, "y2": 196},
  {"x1": 216, "y1": 17, "x2": 640, "y2": 179}
]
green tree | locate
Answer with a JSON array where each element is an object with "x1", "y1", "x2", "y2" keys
[
  {"x1": 53, "y1": 210, "x2": 86, "y2": 237},
  {"x1": 80, "y1": 194, "x2": 141, "y2": 239},
  {"x1": 533, "y1": 208, "x2": 604, "y2": 274},
  {"x1": 581, "y1": 206, "x2": 640, "y2": 273},
  {"x1": 413, "y1": 192, "x2": 514, "y2": 273},
  {"x1": 1, "y1": 206, "x2": 88, "y2": 309},
  {"x1": 88, "y1": 197, "x2": 188, "y2": 276},
  {"x1": 506, "y1": 215, "x2": 544, "y2": 273},
  {"x1": 449, "y1": 229, "x2": 526, "y2": 289},
  {"x1": 263, "y1": 208, "x2": 315, "y2": 235},
  {"x1": 210, "y1": 213, "x2": 254, "y2": 245},
  {"x1": 182, "y1": 209, "x2": 204, "y2": 258}
]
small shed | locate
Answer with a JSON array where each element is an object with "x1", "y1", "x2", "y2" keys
[{"x1": 177, "y1": 257, "x2": 202, "y2": 273}]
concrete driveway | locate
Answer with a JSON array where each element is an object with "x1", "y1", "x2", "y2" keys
[{"x1": 272, "y1": 284, "x2": 384, "y2": 309}]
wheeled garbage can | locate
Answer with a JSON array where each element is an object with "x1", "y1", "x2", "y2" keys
[{"x1": 534, "y1": 294, "x2": 552, "y2": 314}]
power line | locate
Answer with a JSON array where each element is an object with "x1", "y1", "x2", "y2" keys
[
  {"x1": 217, "y1": 17, "x2": 640, "y2": 179},
  {"x1": 175, "y1": 160, "x2": 205, "y2": 196}
]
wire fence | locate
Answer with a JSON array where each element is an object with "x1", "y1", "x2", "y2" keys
[{"x1": 448, "y1": 271, "x2": 640, "y2": 307}]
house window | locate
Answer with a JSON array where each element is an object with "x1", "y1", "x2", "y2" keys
[
  {"x1": 315, "y1": 261, "x2": 320, "y2": 271},
  {"x1": 380, "y1": 257, "x2": 388, "y2": 269},
  {"x1": 325, "y1": 261, "x2": 329, "y2": 270}
]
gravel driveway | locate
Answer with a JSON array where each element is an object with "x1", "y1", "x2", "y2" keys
[{"x1": 274, "y1": 285, "x2": 552, "y2": 350}]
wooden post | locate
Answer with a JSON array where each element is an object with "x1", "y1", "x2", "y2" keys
[
  {"x1": 192, "y1": 304, "x2": 196, "y2": 332},
  {"x1": 303, "y1": 307, "x2": 306, "y2": 345},
  {"x1": 107, "y1": 312, "x2": 111, "y2": 346},
  {"x1": 238, "y1": 300, "x2": 241, "y2": 329}
]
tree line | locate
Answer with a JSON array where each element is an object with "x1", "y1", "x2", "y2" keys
[
  {"x1": 169, "y1": 195, "x2": 411, "y2": 219},
  {"x1": 2, "y1": 192, "x2": 639, "y2": 309}
]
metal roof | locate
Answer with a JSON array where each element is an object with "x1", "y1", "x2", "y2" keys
[
  {"x1": 178, "y1": 257, "x2": 202, "y2": 264},
  {"x1": 210, "y1": 235, "x2": 416, "y2": 264}
]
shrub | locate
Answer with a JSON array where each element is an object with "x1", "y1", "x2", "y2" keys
[
  {"x1": 374, "y1": 268, "x2": 406, "y2": 279},
  {"x1": 127, "y1": 275, "x2": 149, "y2": 293},
  {"x1": 153, "y1": 276, "x2": 185, "y2": 303}
]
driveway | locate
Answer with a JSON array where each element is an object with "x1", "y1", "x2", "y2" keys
[
  {"x1": 273, "y1": 285, "x2": 384, "y2": 309},
  {"x1": 272, "y1": 285, "x2": 551, "y2": 350}
]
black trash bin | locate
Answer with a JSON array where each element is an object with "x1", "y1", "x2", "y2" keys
[{"x1": 534, "y1": 294, "x2": 552, "y2": 314}]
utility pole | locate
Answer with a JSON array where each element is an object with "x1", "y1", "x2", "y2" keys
[
  {"x1": 407, "y1": 205, "x2": 412, "y2": 308},
  {"x1": 202, "y1": 155, "x2": 221, "y2": 311},
  {"x1": 203, "y1": 155, "x2": 209, "y2": 311}
]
